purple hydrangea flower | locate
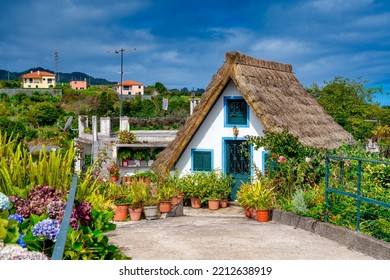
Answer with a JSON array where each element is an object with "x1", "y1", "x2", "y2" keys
[
  {"x1": 32, "y1": 219, "x2": 60, "y2": 241},
  {"x1": 7, "y1": 214, "x2": 25, "y2": 223}
]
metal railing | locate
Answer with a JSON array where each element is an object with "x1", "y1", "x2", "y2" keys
[
  {"x1": 51, "y1": 174, "x2": 78, "y2": 260},
  {"x1": 325, "y1": 156, "x2": 390, "y2": 239}
]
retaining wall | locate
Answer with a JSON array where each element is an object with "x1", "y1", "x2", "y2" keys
[{"x1": 271, "y1": 209, "x2": 390, "y2": 259}]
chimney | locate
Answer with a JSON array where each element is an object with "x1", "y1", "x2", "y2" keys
[{"x1": 38, "y1": 70, "x2": 40, "y2": 75}]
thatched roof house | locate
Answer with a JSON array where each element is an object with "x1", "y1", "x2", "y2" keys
[{"x1": 152, "y1": 51, "x2": 352, "y2": 178}]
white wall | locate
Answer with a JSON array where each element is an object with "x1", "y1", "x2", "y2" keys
[{"x1": 174, "y1": 80, "x2": 266, "y2": 177}]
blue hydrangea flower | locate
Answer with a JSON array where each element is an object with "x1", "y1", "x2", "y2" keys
[
  {"x1": 16, "y1": 234, "x2": 26, "y2": 248},
  {"x1": 0, "y1": 192, "x2": 10, "y2": 211},
  {"x1": 32, "y1": 219, "x2": 60, "y2": 241},
  {"x1": 7, "y1": 214, "x2": 25, "y2": 223}
]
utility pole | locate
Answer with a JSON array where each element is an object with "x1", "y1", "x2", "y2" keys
[{"x1": 108, "y1": 48, "x2": 136, "y2": 118}]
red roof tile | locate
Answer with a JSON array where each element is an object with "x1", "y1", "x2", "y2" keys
[
  {"x1": 22, "y1": 71, "x2": 55, "y2": 78},
  {"x1": 114, "y1": 80, "x2": 143, "y2": 87}
]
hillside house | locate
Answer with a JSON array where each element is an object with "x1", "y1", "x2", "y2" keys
[
  {"x1": 114, "y1": 80, "x2": 144, "y2": 96},
  {"x1": 22, "y1": 70, "x2": 56, "y2": 88},
  {"x1": 152, "y1": 51, "x2": 352, "y2": 200},
  {"x1": 70, "y1": 79, "x2": 87, "y2": 90}
]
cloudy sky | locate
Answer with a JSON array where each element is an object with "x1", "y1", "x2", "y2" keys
[{"x1": 1, "y1": 0, "x2": 389, "y2": 105}]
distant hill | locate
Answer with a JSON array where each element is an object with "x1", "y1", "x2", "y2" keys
[{"x1": 0, "y1": 67, "x2": 115, "y2": 85}]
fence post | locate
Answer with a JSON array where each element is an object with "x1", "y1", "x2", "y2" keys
[
  {"x1": 356, "y1": 160, "x2": 362, "y2": 232},
  {"x1": 325, "y1": 156, "x2": 329, "y2": 223},
  {"x1": 51, "y1": 174, "x2": 78, "y2": 260}
]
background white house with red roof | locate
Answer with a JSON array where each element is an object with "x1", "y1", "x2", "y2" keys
[
  {"x1": 22, "y1": 70, "x2": 56, "y2": 88},
  {"x1": 114, "y1": 80, "x2": 144, "y2": 95}
]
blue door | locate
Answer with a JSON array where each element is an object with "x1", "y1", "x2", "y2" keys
[{"x1": 224, "y1": 140, "x2": 251, "y2": 201}]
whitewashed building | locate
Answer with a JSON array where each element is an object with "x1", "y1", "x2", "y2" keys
[{"x1": 152, "y1": 51, "x2": 352, "y2": 200}]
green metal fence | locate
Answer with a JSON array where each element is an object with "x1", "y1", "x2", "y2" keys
[
  {"x1": 51, "y1": 174, "x2": 78, "y2": 260},
  {"x1": 325, "y1": 156, "x2": 390, "y2": 242}
]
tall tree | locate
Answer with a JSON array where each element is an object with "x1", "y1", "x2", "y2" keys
[
  {"x1": 96, "y1": 91, "x2": 115, "y2": 117},
  {"x1": 307, "y1": 76, "x2": 388, "y2": 141}
]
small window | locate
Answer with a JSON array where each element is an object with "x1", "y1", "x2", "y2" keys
[
  {"x1": 192, "y1": 150, "x2": 213, "y2": 172},
  {"x1": 225, "y1": 97, "x2": 248, "y2": 126}
]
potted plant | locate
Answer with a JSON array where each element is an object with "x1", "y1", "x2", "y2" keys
[
  {"x1": 157, "y1": 178, "x2": 176, "y2": 213},
  {"x1": 236, "y1": 183, "x2": 253, "y2": 218},
  {"x1": 107, "y1": 161, "x2": 120, "y2": 182},
  {"x1": 118, "y1": 149, "x2": 132, "y2": 167},
  {"x1": 203, "y1": 171, "x2": 221, "y2": 210},
  {"x1": 133, "y1": 169, "x2": 158, "y2": 185},
  {"x1": 122, "y1": 173, "x2": 132, "y2": 184},
  {"x1": 128, "y1": 180, "x2": 148, "y2": 221},
  {"x1": 219, "y1": 173, "x2": 233, "y2": 208},
  {"x1": 180, "y1": 172, "x2": 205, "y2": 209},
  {"x1": 143, "y1": 184, "x2": 159, "y2": 220},
  {"x1": 107, "y1": 183, "x2": 131, "y2": 221},
  {"x1": 247, "y1": 179, "x2": 275, "y2": 222},
  {"x1": 118, "y1": 130, "x2": 136, "y2": 144}
]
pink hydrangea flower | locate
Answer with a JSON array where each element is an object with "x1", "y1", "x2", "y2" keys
[{"x1": 277, "y1": 156, "x2": 286, "y2": 164}]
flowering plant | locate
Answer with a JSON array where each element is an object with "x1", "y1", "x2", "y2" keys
[
  {"x1": 107, "y1": 162, "x2": 120, "y2": 177},
  {"x1": 0, "y1": 192, "x2": 10, "y2": 211},
  {"x1": 32, "y1": 218, "x2": 60, "y2": 241}
]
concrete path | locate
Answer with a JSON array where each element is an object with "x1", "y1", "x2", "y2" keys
[{"x1": 106, "y1": 206, "x2": 374, "y2": 260}]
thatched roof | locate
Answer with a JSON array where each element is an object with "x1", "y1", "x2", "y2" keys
[{"x1": 152, "y1": 51, "x2": 352, "y2": 177}]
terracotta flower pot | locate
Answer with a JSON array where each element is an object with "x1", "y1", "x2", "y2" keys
[
  {"x1": 256, "y1": 209, "x2": 269, "y2": 222},
  {"x1": 129, "y1": 207, "x2": 143, "y2": 221},
  {"x1": 220, "y1": 199, "x2": 228, "y2": 208},
  {"x1": 171, "y1": 196, "x2": 179, "y2": 206},
  {"x1": 208, "y1": 199, "x2": 220, "y2": 210},
  {"x1": 159, "y1": 201, "x2": 172, "y2": 213},
  {"x1": 244, "y1": 207, "x2": 252, "y2": 218},
  {"x1": 110, "y1": 176, "x2": 118, "y2": 183},
  {"x1": 190, "y1": 197, "x2": 201, "y2": 209},
  {"x1": 114, "y1": 204, "x2": 128, "y2": 221},
  {"x1": 251, "y1": 208, "x2": 257, "y2": 220}
]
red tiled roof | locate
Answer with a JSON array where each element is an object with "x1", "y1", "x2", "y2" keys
[
  {"x1": 114, "y1": 80, "x2": 143, "y2": 87},
  {"x1": 22, "y1": 71, "x2": 55, "y2": 78}
]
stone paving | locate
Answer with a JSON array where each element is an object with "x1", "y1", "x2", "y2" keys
[{"x1": 106, "y1": 206, "x2": 375, "y2": 260}]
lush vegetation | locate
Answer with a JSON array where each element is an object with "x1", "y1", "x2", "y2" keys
[
  {"x1": 0, "y1": 131, "x2": 130, "y2": 259},
  {"x1": 245, "y1": 129, "x2": 390, "y2": 241},
  {"x1": 307, "y1": 76, "x2": 389, "y2": 144},
  {"x1": 0, "y1": 81, "x2": 202, "y2": 147}
]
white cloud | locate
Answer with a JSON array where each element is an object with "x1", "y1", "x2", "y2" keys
[{"x1": 305, "y1": 0, "x2": 373, "y2": 13}]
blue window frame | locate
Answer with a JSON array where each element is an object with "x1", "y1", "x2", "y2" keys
[
  {"x1": 191, "y1": 149, "x2": 213, "y2": 172},
  {"x1": 224, "y1": 96, "x2": 249, "y2": 127}
]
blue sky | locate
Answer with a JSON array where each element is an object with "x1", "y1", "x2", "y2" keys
[{"x1": 0, "y1": 0, "x2": 389, "y2": 105}]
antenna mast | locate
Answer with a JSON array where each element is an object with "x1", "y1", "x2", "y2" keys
[{"x1": 54, "y1": 49, "x2": 59, "y2": 84}]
